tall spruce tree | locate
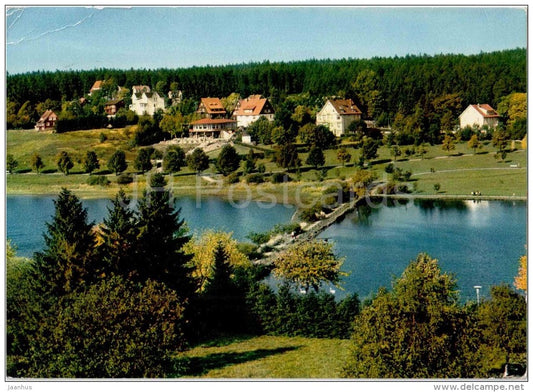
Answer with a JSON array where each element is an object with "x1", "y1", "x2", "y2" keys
[
  {"x1": 135, "y1": 173, "x2": 195, "y2": 299},
  {"x1": 98, "y1": 189, "x2": 139, "y2": 277},
  {"x1": 34, "y1": 188, "x2": 96, "y2": 296}
]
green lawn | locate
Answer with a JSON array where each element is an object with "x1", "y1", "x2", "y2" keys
[
  {"x1": 175, "y1": 335, "x2": 352, "y2": 378},
  {"x1": 7, "y1": 129, "x2": 527, "y2": 199}
]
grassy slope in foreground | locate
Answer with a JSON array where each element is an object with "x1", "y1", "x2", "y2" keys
[{"x1": 175, "y1": 335, "x2": 351, "y2": 378}]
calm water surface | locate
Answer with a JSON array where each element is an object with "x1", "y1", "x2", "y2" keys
[
  {"x1": 318, "y1": 199, "x2": 527, "y2": 301},
  {"x1": 6, "y1": 196, "x2": 526, "y2": 302},
  {"x1": 6, "y1": 195, "x2": 296, "y2": 258}
]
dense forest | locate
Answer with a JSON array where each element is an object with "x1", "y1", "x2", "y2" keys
[{"x1": 7, "y1": 48, "x2": 526, "y2": 124}]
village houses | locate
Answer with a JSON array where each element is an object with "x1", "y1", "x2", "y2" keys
[
  {"x1": 189, "y1": 118, "x2": 237, "y2": 140},
  {"x1": 316, "y1": 98, "x2": 362, "y2": 137},
  {"x1": 129, "y1": 85, "x2": 165, "y2": 116},
  {"x1": 196, "y1": 97, "x2": 227, "y2": 119},
  {"x1": 232, "y1": 95, "x2": 275, "y2": 128},
  {"x1": 459, "y1": 104, "x2": 500, "y2": 130},
  {"x1": 34, "y1": 110, "x2": 58, "y2": 131}
]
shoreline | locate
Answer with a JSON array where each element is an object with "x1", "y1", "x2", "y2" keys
[{"x1": 6, "y1": 187, "x2": 527, "y2": 202}]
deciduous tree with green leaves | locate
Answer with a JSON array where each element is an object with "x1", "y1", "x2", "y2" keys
[
  {"x1": 306, "y1": 145, "x2": 325, "y2": 169},
  {"x1": 467, "y1": 134, "x2": 481, "y2": 154},
  {"x1": 215, "y1": 144, "x2": 241, "y2": 176},
  {"x1": 31, "y1": 153, "x2": 45, "y2": 174},
  {"x1": 343, "y1": 253, "x2": 473, "y2": 378},
  {"x1": 163, "y1": 146, "x2": 186, "y2": 174},
  {"x1": 134, "y1": 147, "x2": 153, "y2": 174},
  {"x1": 83, "y1": 151, "x2": 100, "y2": 174},
  {"x1": 56, "y1": 151, "x2": 74, "y2": 175},
  {"x1": 6, "y1": 154, "x2": 18, "y2": 174},
  {"x1": 442, "y1": 134, "x2": 456, "y2": 155},
  {"x1": 107, "y1": 150, "x2": 127, "y2": 175},
  {"x1": 336, "y1": 146, "x2": 352, "y2": 166},
  {"x1": 186, "y1": 148, "x2": 210, "y2": 173}
]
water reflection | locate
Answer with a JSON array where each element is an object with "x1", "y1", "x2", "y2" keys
[{"x1": 414, "y1": 199, "x2": 468, "y2": 213}]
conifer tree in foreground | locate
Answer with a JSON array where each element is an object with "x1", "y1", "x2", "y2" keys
[
  {"x1": 98, "y1": 189, "x2": 139, "y2": 277},
  {"x1": 34, "y1": 188, "x2": 96, "y2": 296},
  {"x1": 135, "y1": 173, "x2": 195, "y2": 299}
]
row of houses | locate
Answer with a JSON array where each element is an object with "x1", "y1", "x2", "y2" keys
[{"x1": 34, "y1": 80, "x2": 501, "y2": 135}]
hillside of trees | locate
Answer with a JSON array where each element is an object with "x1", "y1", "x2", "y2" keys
[{"x1": 7, "y1": 48, "x2": 526, "y2": 129}]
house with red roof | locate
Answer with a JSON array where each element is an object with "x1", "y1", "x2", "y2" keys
[
  {"x1": 232, "y1": 95, "x2": 275, "y2": 128},
  {"x1": 34, "y1": 110, "x2": 58, "y2": 131},
  {"x1": 189, "y1": 118, "x2": 236, "y2": 140},
  {"x1": 316, "y1": 98, "x2": 363, "y2": 136},
  {"x1": 459, "y1": 104, "x2": 500, "y2": 130},
  {"x1": 197, "y1": 98, "x2": 227, "y2": 119},
  {"x1": 89, "y1": 80, "x2": 104, "y2": 95}
]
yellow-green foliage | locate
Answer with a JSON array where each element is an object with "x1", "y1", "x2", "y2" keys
[
  {"x1": 185, "y1": 230, "x2": 250, "y2": 292},
  {"x1": 273, "y1": 240, "x2": 347, "y2": 293}
]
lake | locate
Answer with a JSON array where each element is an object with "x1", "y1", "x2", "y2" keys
[
  {"x1": 6, "y1": 195, "x2": 527, "y2": 302},
  {"x1": 318, "y1": 198, "x2": 527, "y2": 302},
  {"x1": 6, "y1": 195, "x2": 296, "y2": 258}
]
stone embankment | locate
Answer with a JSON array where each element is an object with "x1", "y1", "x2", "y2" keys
[{"x1": 256, "y1": 196, "x2": 364, "y2": 265}]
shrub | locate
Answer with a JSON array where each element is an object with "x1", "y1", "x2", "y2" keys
[
  {"x1": 247, "y1": 231, "x2": 271, "y2": 245},
  {"x1": 116, "y1": 173, "x2": 134, "y2": 185},
  {"x1": 300, "y1": 203, "x2": 323, "y2": 223},
  {"x1": 87, "y1": 175, "x2": 110, "y2": 186},
  {"x1": 246, "y1": 173, "x2": 264, "y2": 184},
  {"x1": 225, "y1": 172, "x2": 240, "y2": 184},
  {"x1": 385, "y1": 163, "x2": 395, "y2": 173},
  {"x1": 25, "y1": 276, "x2": 187, "y2": 378}
]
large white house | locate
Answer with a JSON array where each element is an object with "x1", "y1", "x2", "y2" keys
[
  {"x1": 129, "y1": 85, "x2": 165, "y2": 116},
  {"x1": 316, "y1": 98, "x2": 362, "y2": 136},
  {"x1": 232, "y1": 95, "x2": 275, "y2": 128},
  {"x1": 459, "y1": 104, "x2": 500, "y2": 130}
]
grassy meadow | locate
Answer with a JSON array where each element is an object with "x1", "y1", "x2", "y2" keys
[
  {"x1": 6, "y1": 128, "x2": 527, "y2": 200},
  {"x1": 175, "y1": 335, "x2": 351, "y2": 378}
]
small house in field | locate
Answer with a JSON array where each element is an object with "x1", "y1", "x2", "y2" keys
[
  {"x1": 316, "y1": 98, "x2": 362, "y2": 137},
  {"x1": 232, "y1": 95, "x2": 275, "y2": 128},
  {"x1": 459, "y1": 104, "x2": 500, "y2": 130},
  {"x1": 197, "y1": 97, "x2": 227, "y2": 119},
  {"x1": 129, "y1": 85, "x2": 165, "y2": 116},
  {"x1": 104, "y1": 99, "x2": 125, "y2": 117},
  {"x1": 189, "y1": 118, "x2": 236, "y2": 140},
  {"x1": 34, "y1": 110, "x2": 58, "y2": 131}
]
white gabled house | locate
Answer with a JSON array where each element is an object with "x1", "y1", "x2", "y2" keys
[
  {"x1": 459, "y1": 104, "x2": 500, "y2": 130},
  {"x1": 316, "y1": 98, "x2": 362, "y2": 137},
  {"x1": 232, "y1": 95, "x2": 275, "y2": 128},
  {"x1": 129, "y1": 85, "x2": 165, "y2": 116}
]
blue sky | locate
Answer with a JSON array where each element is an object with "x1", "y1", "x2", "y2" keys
[{"x1": 5, "y1": 6, "x2": 527, "y2": 75}]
